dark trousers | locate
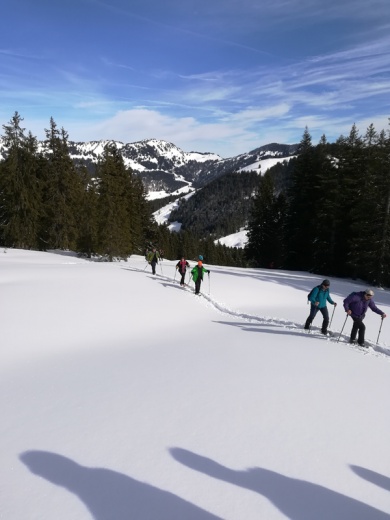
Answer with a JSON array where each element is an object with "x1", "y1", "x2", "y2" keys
[
  {"x1": 195, "y1": 279, "x2": 202, "y2": 294},
  {"x1": 350, "y1": 318, "x2": 365, "y2": 344},
  {"x1": 179, "y1": 271, "x2": 186, "y2": 285},
  {"x1": 305, "y1": 305, "x2": 329, "y2": 332},
  {"x1": 151, "y1": 261, "x2": 157, "y2": 274}
]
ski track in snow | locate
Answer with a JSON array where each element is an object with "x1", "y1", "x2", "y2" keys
[{"x1": 123, "y1": 265, "x2": 390, "y2": 361}]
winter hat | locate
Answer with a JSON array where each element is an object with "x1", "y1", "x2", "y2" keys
[
  {"x1": 365, "y1": 288, "x2": 374, "y2": 296},
  {"x1": 322, "y1": 279, "x2": 330, "y2": 286},
  {"x1": 198, "y1": 255, "x2": 203, "y2": 260}
]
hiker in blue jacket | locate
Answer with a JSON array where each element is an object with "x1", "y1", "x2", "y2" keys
[
  {"x1": 343, "y1": 288, "x2": 386, "y2": 346},
  {"x1": 304, "y1": 279, "x2": 337, "y2": 335}
]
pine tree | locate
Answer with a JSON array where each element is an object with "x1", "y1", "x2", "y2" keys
[
  {"x1": 42, "y1": 119, "x2": 83, "y2": 250},
  {"x1": 309, "y1": 135, "x2": 340, "y2": 274},
  {"x1": 130, "y1": 175, "x2": 154, "y2": 254},
  {"x1": 96, "y1": 143, "x2": 133, "y2": 260},
  {"x1": 369, "y1": 125, "x2": 390, "y2": 285},
  {"x1": 284, "y1": 127, "x2": 320, "y2": 270},
  {"x1": 335, "y1": 124, "x2": 368, "y2": 278},
  {"x1": 0, "y1": 112, "x2": 42, "y2": 248},
  {"x1": 76, "y1": 166, "x2": 98, "y2": 258},
  {"x1": 245, "y1": 172, "x2": 286, "y2": 268}
]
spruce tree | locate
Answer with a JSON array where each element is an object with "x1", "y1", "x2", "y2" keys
[
  {"x1": 285, "y1": 127, "x2": 320, "y2": 270},
  {"x1": 245, "y1": 171, "x2": 286, "y2": 268},
  {"x1": 0, "y1": 113, "x2": 41, "y2": 248},
  {"x1": 309, "y1": 135, "x2": 340, "y2": 274},
  {"x1": 76, "y1": 166, "x2": 98, "y2": 258},
  {"x1": 369, "y1": 126, "x2": 390, "y2": 285},
  {"x1": 43, "y1": 119, "x2": 83, "y2": 250},
  {"x1": 96, "y1": 143, "x2": 133, "y2": 260}
]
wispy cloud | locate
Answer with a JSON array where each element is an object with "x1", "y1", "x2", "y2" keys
[{"x1": 1, "y1": 0, "x2": 389, "y2": 156}]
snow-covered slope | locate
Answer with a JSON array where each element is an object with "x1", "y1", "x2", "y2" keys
[{"x1": 1, "y1": 249, "x2": 390, "y2": 520}]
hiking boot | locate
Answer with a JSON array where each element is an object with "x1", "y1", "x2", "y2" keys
[
  {"x1": 349, "y1": 339, "x2": 357, "y2": 344},
  {"x1": 358, "y1": 342, "x2": 367, "y2": 348}
]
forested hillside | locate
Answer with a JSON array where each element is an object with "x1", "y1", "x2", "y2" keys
[
  {"x1": 245, "y1": 123, "x2": 390, "y2": 286},
  {"x1": 168, "y1": 171, "x2": 259, "y2": 237},
  {"x1": 2, "y1": 111, "x2": 390, "y2": 281}
]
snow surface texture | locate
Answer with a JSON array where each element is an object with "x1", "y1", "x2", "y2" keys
[
  {"x1": 215, "y1": 228, "x2": 248, "y2": 248},
  {"x1": 1, "y1": 249, "x2": 390, "y2": 520}
]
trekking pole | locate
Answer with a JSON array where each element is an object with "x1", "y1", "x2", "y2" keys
[
  {"x1": 208, "y1": 272, "x2": 211, "y2": 296},
  {"x1": 174, "y1": 268, "x2": 177, "y2": 283},
  {"x1": 376, "y1": 316, "x2": 384, "y2": 345},
  {"x1": 143, "y1": 262, "x2": 149, "y2": 271},
  {"x1": 329, "y1": 305, "x2": 336, "y2": 328},
  {"x1": 160, "y1": 261, "x2": 163, "y2": 275},
  {"x1": 337, "y1": 315, "x2": 349, "y2": 343}
]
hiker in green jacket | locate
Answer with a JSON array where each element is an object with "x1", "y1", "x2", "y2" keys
[
  {"x1": 191, "y1": 256, "x2": 210, "y2": 295},
  {"x1": 146, "y1": 248, "x2": 160, "y2": 275}
]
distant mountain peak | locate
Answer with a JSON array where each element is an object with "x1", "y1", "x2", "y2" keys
[{"x1": 0, "y1": 135, "x2": 297, "y2": 195}]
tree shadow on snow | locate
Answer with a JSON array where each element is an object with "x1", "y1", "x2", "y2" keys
[
  {"x1": 350, "y1": 465, "x2": 390, "y2": 492},
  {"x1": 20, "y1": 450, "x2": 222, "y2": 520},
  {"x1": 170, "y1": 448, "x2": 390, "y2": 520}
]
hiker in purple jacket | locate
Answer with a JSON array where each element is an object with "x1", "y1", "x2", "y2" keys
[{"x1": 343, "y1": 289, "x2": 386, "y2": 347}]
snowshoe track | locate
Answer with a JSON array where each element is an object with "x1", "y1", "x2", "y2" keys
[{"x1": 124, "y1": 265, "x2": 390, "y2": 361}]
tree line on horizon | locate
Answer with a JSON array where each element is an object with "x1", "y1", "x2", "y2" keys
[
  {"x1": 2, "y1": 111, "x2": 390, "y2": 280},
  {"x1": 0, "y1": 113, "x2": 155, "y2": 260},
  {"x1": 245, "y1": 121, "x2": 390, "y2": 286},
  {"x1": 0, "y1": 112, "x2": 245, "y2": 265}
]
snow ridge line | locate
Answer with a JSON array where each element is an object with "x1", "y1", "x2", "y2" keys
[{"x1": 124, "y1": 265, "x2": 390, "y2": 360}]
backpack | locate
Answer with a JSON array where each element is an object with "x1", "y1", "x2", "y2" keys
[{"x1": 307, "y1": 285, "x2": 321, "y2": 301}]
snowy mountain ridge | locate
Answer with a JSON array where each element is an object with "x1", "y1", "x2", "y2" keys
[{"x1": 0, "y1": 136, "x2": 298, "y2": 195}]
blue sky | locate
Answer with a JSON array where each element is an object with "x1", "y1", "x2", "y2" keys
[{"x1": 1, "y1": 0, "x2": 390, "y2": 157}]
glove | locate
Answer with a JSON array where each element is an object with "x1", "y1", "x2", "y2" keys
[{"x1": 207, "y1": 270, "x2": 210, "y2": 274}]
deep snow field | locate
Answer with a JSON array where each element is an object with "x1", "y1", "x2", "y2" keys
[{"x1": 1, "y1": 249, "x2": 390, "y2": 519}]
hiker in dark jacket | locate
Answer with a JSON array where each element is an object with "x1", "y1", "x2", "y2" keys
[
  {"x1": 176, "y1": 257, "x2": 190, "y2": 286},
  {"x1": 304, "y1": 279, "x2": 337, "y2": 335},
  {"x1": 146, "y1": 248, "x2": 160, "y2": 275},
  {"x1": 191, "y1": 258, "x2": 210, "y2": 295},
  {"x1": 343, "y1": 289, "x2": 386, "y2": 346}
]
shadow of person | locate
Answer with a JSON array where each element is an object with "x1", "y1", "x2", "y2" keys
[
  {"x1": 170, "y1": 448, "x2": 390, "y2": 520},
  {"x1": 20, "y1": 450, "x2": 222, "y2": 520},
  {"x1": 350, "y1": 465, "x2": 390, "y2": 492}
]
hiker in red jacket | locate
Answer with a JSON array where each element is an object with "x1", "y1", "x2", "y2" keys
[{"x1": 176, "y1": 257, "x2": 190, "y2": 286}]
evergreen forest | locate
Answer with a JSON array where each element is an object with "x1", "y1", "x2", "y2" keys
[
  {"x1": 0, "y1": 112, "x2": 244, "y2": 265},
  {"x1": 2, "y1": 112, "x2": 390, "y2": 283},
  {"x1": 245, "y1": 123, "x2": 390, "y2": 286}
]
